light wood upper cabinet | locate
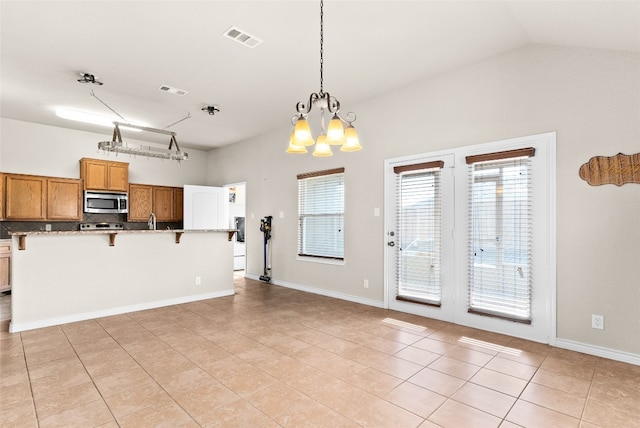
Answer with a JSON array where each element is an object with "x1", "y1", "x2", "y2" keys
[
  {"x1": 80, "y1": 158, "x2": 129, "y2": 192},
  {"x1": 5, "y1": 174, "x2": 47, "y2": 220},
  {"x1": 174, "y1": 187, "x2": 183, "y2": 222},
  {"x1": 153, "y1": 186, "x2": 174, "y2": 221},
  {"x1": 108, "y1": 162, "x2": 129, "y2": 192},
  {"x1": 3, "y1": 174, "x2": 82, "y2": 221},
  {"x1": 47, "y1": 178, "x2": 83, "y2": 221},
  {"x1": 128, "y1": 184, "x2": 153, "y2": 222},
  {"x1": 128, "y1": 184, "x2": 183, "y2": 222}
]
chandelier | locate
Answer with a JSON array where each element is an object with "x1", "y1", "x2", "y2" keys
[{"x1": 286, "y1": 0, "x2": 362, "y2": 157}]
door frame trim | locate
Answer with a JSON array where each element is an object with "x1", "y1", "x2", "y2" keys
[{"x1": 384, "y1": 132, "x2": 556, "y2": 344}]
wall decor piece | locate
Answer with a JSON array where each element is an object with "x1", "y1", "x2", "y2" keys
[{"x1": 579, "y1": 153, "x2": 640, "y2": 186}]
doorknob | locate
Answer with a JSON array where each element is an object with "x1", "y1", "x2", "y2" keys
[{"x1": 387, "y1": 241, "x2": 395, "y2": 247}]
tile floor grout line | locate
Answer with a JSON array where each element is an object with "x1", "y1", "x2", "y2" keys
[
  {"x1": 577, "y1": 356, "x2": 600, "y2": 425},
  {"x1": 94, "y1": 315, "x2": 199, "y2": 426},
  {"x1": 138, "y1": 305, "x2": 288, "y2": 427},
  {"x1": 18, "y1": 331, "x2": 42, "y2": 428},
  {"x1": 61, "y1": 321, "x2": 125, "y2": 427}
]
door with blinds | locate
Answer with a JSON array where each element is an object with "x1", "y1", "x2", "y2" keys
[
  {"x1": 386, "y1": 154, "x2": 455, "y2": 321},
  {"x1": 384, "y1": 133, "x2": 555, "y2": 344}
]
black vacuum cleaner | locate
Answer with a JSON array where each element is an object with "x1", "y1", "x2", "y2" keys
[{"x1": 259, "y1": 216, "x2": 272, "y2": 282}]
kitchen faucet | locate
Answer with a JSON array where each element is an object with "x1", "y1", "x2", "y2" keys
[{"x1": 148, "y1": 212, "x2": 156, "y2": 230}]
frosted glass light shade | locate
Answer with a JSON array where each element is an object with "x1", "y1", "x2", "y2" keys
[
  {"x1": 286, "y1": 131, "x2": 308, "y2": 154},
  {"x1": 326, "y1": 114, "x2": 346, "y2": 145},
  {"x1": 340, "y1": 124, "x2": 362, "y2": 152},
  {"x1": 293, "y1": 116, "x2": 314, "y2": 146},
  {"x1": 312, "y1": 134, "x2": 333, "y2": 157}
]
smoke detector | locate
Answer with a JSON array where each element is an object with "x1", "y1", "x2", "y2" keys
[{"x1": 224, "y1": 26, "x2": 262, "y2": 48}]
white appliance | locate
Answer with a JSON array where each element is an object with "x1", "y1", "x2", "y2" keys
[{"x1": 183, "y1": 185, "x2": 229, "y2": 230}]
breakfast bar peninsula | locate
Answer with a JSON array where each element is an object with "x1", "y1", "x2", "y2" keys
[{"x1": 9, "y1": 228, "x2": 236, "y2": 333}]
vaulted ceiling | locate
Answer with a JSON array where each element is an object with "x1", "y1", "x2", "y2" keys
[{"x1": 1, "y1": 1, "x2": 638, "y2": 150}]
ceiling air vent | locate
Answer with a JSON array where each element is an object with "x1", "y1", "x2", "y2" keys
[
  {"x1": 158, "y1": 85, "x2": 188, "y2": 96},
  {"x1": 224, "y1": 26, "x2": 262, "y2": 48}
]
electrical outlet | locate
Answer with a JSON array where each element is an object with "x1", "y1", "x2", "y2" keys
[
  {"x1": 195, "y1": 276, "x2": 202, "y2": 286},
  {"x1": 592, "y1": 314, "x2": 604, "y2": 330},
  {"x1": 363, "y1": 279, "x2": 369, "y2": 288}
]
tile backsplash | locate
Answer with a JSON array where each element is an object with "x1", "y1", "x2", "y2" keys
[{"x1": 1, "y1": 213, "x2": 182, "y2": 239}]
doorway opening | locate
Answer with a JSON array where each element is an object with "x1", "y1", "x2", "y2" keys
[{"x1": 225, "y1": 182, "x2": 247, "y2": 276}]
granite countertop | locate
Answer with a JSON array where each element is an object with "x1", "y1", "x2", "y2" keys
[{"x1": 9, "y1": 229, "x2": 236, "y2": 236}]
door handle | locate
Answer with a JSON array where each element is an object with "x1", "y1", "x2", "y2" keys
[{"x1": 387, "y1": 241, "x2": 395, "y2": 247}]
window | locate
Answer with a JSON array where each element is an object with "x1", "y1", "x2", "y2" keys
[
  {"x1": 466, "y1": 148, "x2": 534, "y2": 322},
  {"x1": 297, "y1": 168, "x2": 345, "y2": 260},
  {"x1": 394, "y1": 161, "x2": 444, "y2": 306}
]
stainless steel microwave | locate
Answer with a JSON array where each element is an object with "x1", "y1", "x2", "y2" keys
[{"x1": 84, "y1": 191, "x2": 128, "y2": 214}]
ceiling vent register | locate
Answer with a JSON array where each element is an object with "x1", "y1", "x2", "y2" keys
[
  {"x1": 224, "y1": 26, "x2": 262, "y2": 48},
  {"x1": 158, "y1": 85, "x2": 188, "y2": 96}
]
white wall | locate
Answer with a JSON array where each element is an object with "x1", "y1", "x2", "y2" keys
[
  {"x1": 0, "y1": 118, "x2": 209, "y2": 186},
  {"x1": 206, "y1": 45, "x2": 640, "y2": 357},
  {"x1": 10, "y1": 231, "x2": 234, "y2": 332}
]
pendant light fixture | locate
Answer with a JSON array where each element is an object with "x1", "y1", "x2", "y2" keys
[{"x1": 286, "y1": 0, "x2": 362, "y2": 156}]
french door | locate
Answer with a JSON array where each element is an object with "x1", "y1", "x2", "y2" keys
[
  {"x1": 384, "y1": 133, "x2": 555, "y2": 343},
  {"x1": 386, "y1": 154, "x2": 455, "y2": 321}
]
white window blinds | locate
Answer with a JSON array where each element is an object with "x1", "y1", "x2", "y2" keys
[
  {"x1": 395, "y1": 161, "x2": 444, "y2": 306},
  {"x1": 297, "y1": 168, "x2": 345, "y2": 260},
  {"x1": 467, "y1": 148, "x2": 534, "y2": 323}
]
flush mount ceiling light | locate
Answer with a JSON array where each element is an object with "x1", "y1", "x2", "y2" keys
[
  {"x1": 286, "y1": 0, "x2": 362, "y2": 157},
  {"x1": 201, "y1": 105, "x2": 220, "y2": 115},
  {"x1": 77, "y1": 73, "x2": 103, "y2": 85},
  {"x1": 56, "y1": 107, "x2": 143, "y2": 131},
  {"x1": 98, "y1": 123, "x2": 188, "y2": 162}
]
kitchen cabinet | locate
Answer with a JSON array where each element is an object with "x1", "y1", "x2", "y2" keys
[
  {"x1": 80, "y1": 158, "x2": 129, "y2": 192},
  {"x1": 5, "y1": 174, "x2": 47, "y2": 220},
  {"x1": 0, "y1": 240, "x2": 10, "y2": 292},
  {"x1": 174, "y1": 188, "x2": 183, "y2": 222},
  {"x1": 153, "y1": 186, "x2": 174, "y2": 221},
  {"x1": 0, "y1": 173, "x2": 4, "y2": 220},
  {"x1": 128, "y1": 184, "x2": 183, "y2": 222},
  {"x1": 128, "y1": 184, "x2": 153, "y2": 222},
  {"x1": 47, "y1": 178, "x2": 83, "y2": 220},
  {"x1": 3, "y1": 173, "x2": 82, "y2": 221}
]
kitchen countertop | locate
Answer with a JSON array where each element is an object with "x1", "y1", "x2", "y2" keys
[
  {"x1": 9, "y1": 229, "x2": 238, "y2": 249},
  {"x1": 9, "y1": 229, "x2": 236, "y2": 236}
]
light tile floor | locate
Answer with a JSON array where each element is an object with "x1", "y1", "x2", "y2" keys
[{"x1": 1, "y1": 276, "x2": 639, "y2": 427}]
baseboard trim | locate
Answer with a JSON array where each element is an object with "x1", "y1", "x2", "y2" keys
[
  {"x1": 244, "y1": 274, "x2": 385, "y2": 309},
  {"x1": 555, "y1": 338, "x2": 640, "y2": 366},
  {"x1": 244, "y1": 274, "x2": 639, "y2": 366},
  {"x1": 9, "y1": 289, "x2": 235, "y2": 333}
]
